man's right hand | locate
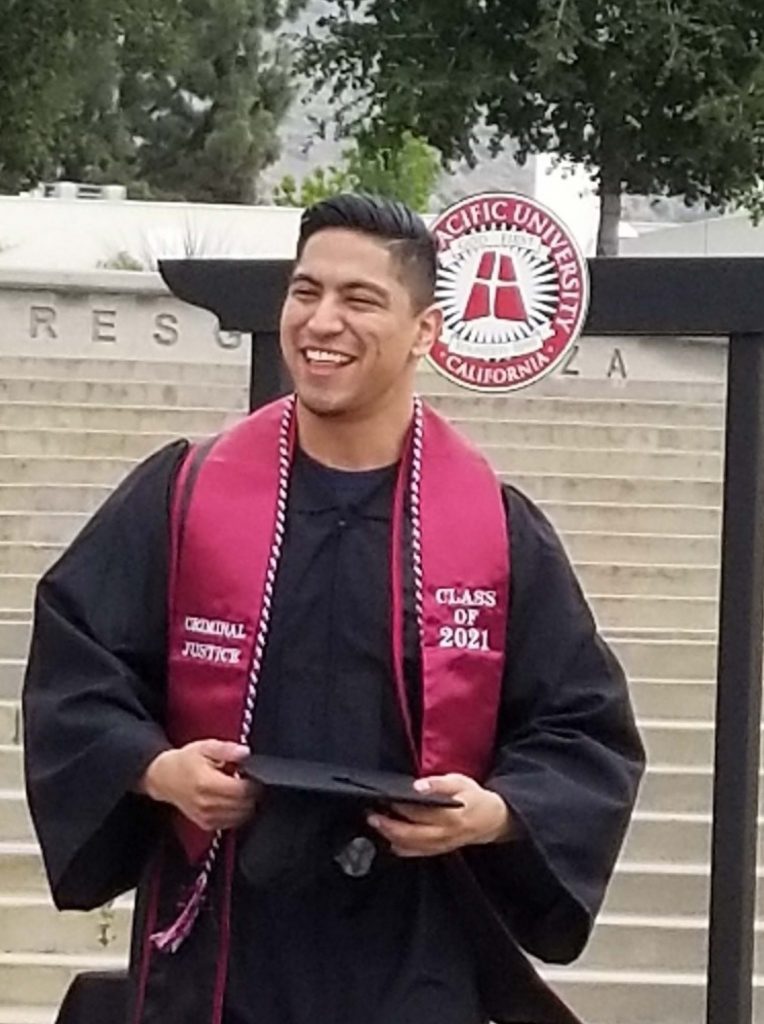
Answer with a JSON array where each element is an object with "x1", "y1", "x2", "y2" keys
[{"x1": 137, "y1": 739, "x2": 259, "y2": 832}]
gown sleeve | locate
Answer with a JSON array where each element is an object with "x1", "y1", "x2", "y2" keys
[
  {"x1": 22, "y1": 441, "x2": 188, "y2": 911},
  {"x1": 464, "y1": 485, "x2": 646, "y2": 964}
]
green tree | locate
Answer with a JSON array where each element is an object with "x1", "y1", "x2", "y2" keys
[
  {"x1": 272, "y1": 130, "x2": 440, "y2": 210},
  {"x1": 53, "y1": 1, "x2": 186, "y2": 192},
  {"x1": 303, "y1": 0, "x2": 764, "y2": 253},
  {"x1": 0, "y1": 0, "x2": 98, "y2": 191},
  {"x1": 115, "y1": 0, "x2": 308, "y2": 202},
  {"x1": 1, "y1": 0, "x2": 306, "y2": 202},
  {"x1": 0, "y1": 0, "x2": 185, "y2": 192}
]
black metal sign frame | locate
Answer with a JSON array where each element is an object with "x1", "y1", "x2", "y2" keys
[{"x1": 160, "y1": 255, "x2": 764, "y2": 1024}]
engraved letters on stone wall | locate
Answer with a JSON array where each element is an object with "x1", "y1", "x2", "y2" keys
[{"x1": 22, "y1": 298, "x2": 245, "y2": 357}]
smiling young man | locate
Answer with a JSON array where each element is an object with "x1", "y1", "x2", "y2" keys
[{"x1": 24, "y1": 194, "x2": 644, "y2": 1024}]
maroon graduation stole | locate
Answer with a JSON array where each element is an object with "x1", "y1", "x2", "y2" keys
[{"x1": 152, "y1": 395, "x2": 509, "y2": 952}]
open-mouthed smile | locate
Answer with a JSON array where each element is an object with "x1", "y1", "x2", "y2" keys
[{"x1": 301, "y1": 347, "x2": 357, "y2": 368}]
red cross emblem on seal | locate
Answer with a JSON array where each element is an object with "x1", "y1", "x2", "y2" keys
[{"x1": 429, "y1": 192, "x2": 590, "y2": 393}]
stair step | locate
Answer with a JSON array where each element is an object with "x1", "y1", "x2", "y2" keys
[
  {"x1": 0, "y1": 624, "x2": 31, "y2": 662},
  {"x1": 0, "y1": 378, "x2": 246, "y2": 409},
  {"x1": 0, "y1": 516, "x2": 89, "y2": 546},
  {"x1": 621, "y1": 811, "x2": 764, "y2": 864},
  {"x1": 507, "y1": 473, "x2": 721, "y2": 506},
  {"x1": 0, "y1": 952, "x2": 126, "y2": 1007},
  {"x1": 580, "y1": 913, "x2": 721, "y2": 974},
  {"x1": 604, "y1": 863, "x2": 710, "y2": 917},
  {"x1": 0, "y1": 356, "x2": 247, "y2": 386},
  {"x1": 548, "y1": 502, "x2": 720, "y2": 536},
  {"x1": 426, "y1": 393, "x2": 725, "y2": 427},
  {"x1": 0, "y1": 428, "x2": 191, "y2": 459},
  {"x1": 0, "y1": 791, "x2": 34, "y2": 841},
  {"x1": 0, "y1": 487, "x2": 112, "y2": 515},
  {"x1": 578, "y1": 563, "x2": 718, "y2": 598},
  {"x1": 0, "y1": 842, "x2": 48, "y2": 894},
  {"x1": 542, "y1": 968, "x2": 708, "y2": 1024},
  {"x1": 630, "y1": 679, "x2": 716, "y2": 720},
  {"x1": 541, "y1": 965, "x2": 764, "y2": 1024},
  {"x1": 0, "y1": 895, "x2": 132, "y2": 957},
  {"x1": 490, "y1": 444, "x2": 722, "y2": 480},
  {"x1": 0, "y1": 662, "x2": 25, "y2": 701},
  {"x1": 0, "y1": 403, "x2": 241, "y2": 433},
  {"x1": 0, "y1": 458, "x2": 138, "y2": 487},
  {"x1": 0, "y1": 1006, "x2": 56, "y2": 1024},
  {"x1": 612, "y1": 638, "x2": 717, "y2": 680},
  {"x1": 0, "y1": 746, "x2": 23, "y2": 788},
  {"x1": 417, "y1": 364, "x2": 727, "y2": 401},
  {"x1": 563, "y1": 532, "x2": 719, "y2": 566},
  {"x1": 640, "y1": 722, "x2": 716, "y2": 767},
  {"x1": 599, "y1": 861, "x2": 764, "y2": 918},
  {"x1": 0, "y1": 546, "x2": 62, "y2": 576},
  {"x1": 590, "y1": 594, "x2": 717, "y2": 631},
  {"x1": 0, "y1": 703, "x2": 21, "y2": 745},
  {"x1": 454, "y1": 417, "x2": 723, "y2": 453},
  {"x1": 637, "y1": 767, "x2": 715, "y2": 813}
]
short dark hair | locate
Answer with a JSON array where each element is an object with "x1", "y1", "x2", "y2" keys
[{"x1": 296, "y1": 193, "x2": 437, "y2": 311}]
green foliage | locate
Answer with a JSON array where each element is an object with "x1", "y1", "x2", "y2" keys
[
  {"x1": 97, "y1": 250, "x2": 147, "y2": 271},
  {"x1": 0, "y1": 0, "x2": 307, "y2": 201},
  {"x1": 107, "y1": 0, "x2": 308, "y2": 203},
  {"x1": 272, "y1": 130, "x2": 440, "y2": 210},
  {"x1": 0, "y1": 0, "x2": 98, "y2": 191},
  {"x1": 274, "y1": 167, "x2": 348, "y2": 207},
  {"x1": 303, "y1": 0, "x2": 764, "y2": 251}
]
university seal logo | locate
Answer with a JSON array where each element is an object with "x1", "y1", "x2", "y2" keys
[{"x1": 429, "y1": 192, "x2": 589, "y2": 393}]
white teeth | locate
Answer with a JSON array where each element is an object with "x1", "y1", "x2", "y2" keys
[{"x1": 304, "y1": 348, "x2": 353, "y2": 365}]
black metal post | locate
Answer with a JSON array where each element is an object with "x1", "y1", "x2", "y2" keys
[
  {"x1": 707, "y1": 332, "x2": 764, "y2": 1024},
  {"x1": 249, "y1": 330, "x2": 288, "y2": 412}
]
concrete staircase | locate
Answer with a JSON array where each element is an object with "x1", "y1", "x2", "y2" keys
[{"x1": 0, "y1": 353, "x2": 736, "y2": 1023}]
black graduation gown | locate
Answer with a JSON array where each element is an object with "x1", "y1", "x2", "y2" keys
[{"x1": 23, "y1": 439, "x2": 645, "y2": 1024}]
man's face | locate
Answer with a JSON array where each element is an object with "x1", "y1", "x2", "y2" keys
[{"x1": 280, "y1": 227, "x2": 441, "y2": 418}]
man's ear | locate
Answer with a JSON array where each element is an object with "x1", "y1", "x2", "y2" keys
[{"x1": 412, "y1": 303, "x2": 443, "y2": 359}]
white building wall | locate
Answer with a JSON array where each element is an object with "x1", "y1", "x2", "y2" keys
[
  {"x1": 621, "y1": 211, "x2": 764, "y2": 256},
  {"x1": 0, "y1": 198, "x2": 303, "y2": 272}
]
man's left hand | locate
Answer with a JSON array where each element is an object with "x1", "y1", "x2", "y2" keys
[{"x1": 366, "y1": 774, "x2": 518, "y2": 858}]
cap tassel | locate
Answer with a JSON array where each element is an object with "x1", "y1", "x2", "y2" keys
[{"x1": 150, "y1": 870, "x2": 208, "y2": 953}]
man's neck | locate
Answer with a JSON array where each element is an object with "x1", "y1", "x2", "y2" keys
[{"x1": 295, "y1": 394, "x2": 414, "y2": 470}]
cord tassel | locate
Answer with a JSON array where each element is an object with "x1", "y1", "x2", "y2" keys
[{"x1": 150, "y1": 870, "x2": 209, "y2": 953}]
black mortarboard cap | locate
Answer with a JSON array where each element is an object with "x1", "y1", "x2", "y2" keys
[
  {"x1": 240, "y1": 754, "x2": 463, "y2": 809},
  {"x1": 236, "y1": 754, "x2": 461, "y2": 893}
]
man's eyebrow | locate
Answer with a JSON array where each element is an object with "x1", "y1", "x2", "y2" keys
[
  {"x1": 341, "y1": 280, "x2": 390, "y2": 300},
  {"x1": 289, "y1": 271, "x2": 321, "y2": 287},
  {"x1": 289, "y1": 271, "x2": 390, "y2": 301}
]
